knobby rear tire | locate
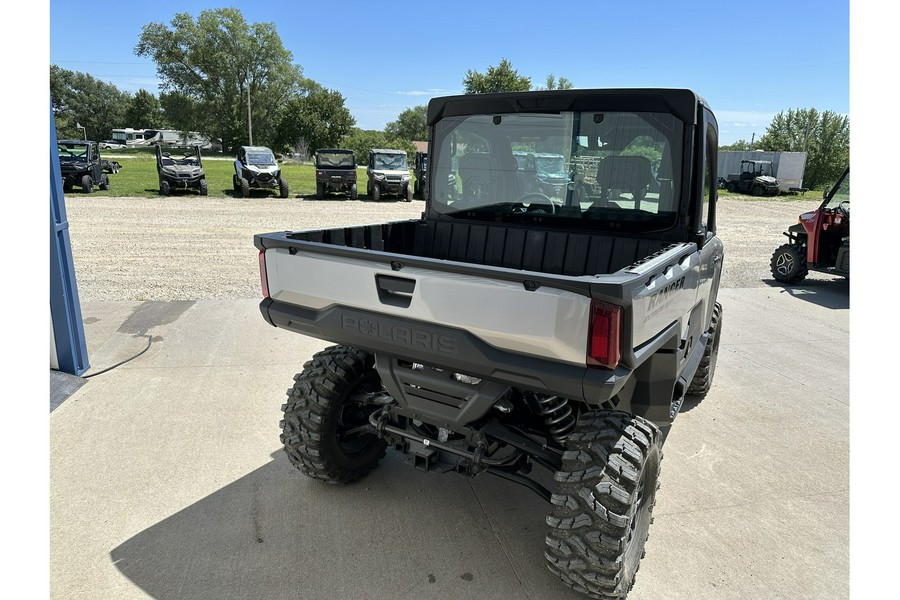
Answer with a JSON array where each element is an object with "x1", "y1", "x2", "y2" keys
[
  {"x1": 686, "y1": 302, "x2": 723, "y2": 399},
  {"x1": 546, "y1": 410, "x2": 662, "y2": 600},
  {"x1": 280, "y1": 345, "x2": 387, "y2": 484}
]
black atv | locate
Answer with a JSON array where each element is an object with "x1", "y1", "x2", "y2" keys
[
  {"x1": 58, "y1": 140, "x2": 109, "y2": 193},
  {"x1": 314, "y1": 149, "x2": 358, "y2": 199},
  {"x1": 156, "y1": 145, "x2": 208, "y2": 196}
]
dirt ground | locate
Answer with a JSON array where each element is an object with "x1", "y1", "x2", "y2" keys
[{"x1": 63, "y1": 194, "x2": 841, "y2": 302}]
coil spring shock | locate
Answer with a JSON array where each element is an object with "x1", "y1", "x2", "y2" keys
[{"x1": 528, "y1": 391, "x2": 576, "y2": 444}]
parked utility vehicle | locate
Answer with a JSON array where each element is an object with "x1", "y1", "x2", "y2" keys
[
  {"x1": 315, "y1": 148, "x2": 358, "y2": 199},
  {"x1": 367, "y1": 148, "x2": 413, "y2": 202},
  {"x1": 725, "y1": 159, "x2": 780, "y2": 196},
  {"x1": 770, "y1": 166, "x2": 849, "y2": 283},
  {"x1": 156, "y1": 144, "x2": 207, "y2": 196},
  {"x1": 233, "y1": 145, "x2": 290, "y2": 198},
  {"x1": 513, "y1": 151, "x2": 570, "y2": 199},
  {"x1": 256, "y1": 88, "x2": 724, "y2": 600},
  {"x1": 58, "y1": 140, "x2": 109, "y2": 193}
]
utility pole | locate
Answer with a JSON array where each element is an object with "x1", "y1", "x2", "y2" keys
[{"x1": 247, "y1": 84, "x2": 253, "y2": 146}]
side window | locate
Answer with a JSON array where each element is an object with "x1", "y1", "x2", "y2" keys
[
  {"x1": 699, "y1": 136, "x2": 709, "y2": 232},
  {"x1": 704, "y1": 120, "x2": 718, "y2": 233}
]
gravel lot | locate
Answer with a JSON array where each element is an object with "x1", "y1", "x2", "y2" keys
[{"x1": 64, "y1": 195, "x2": 840, "y2": 301}]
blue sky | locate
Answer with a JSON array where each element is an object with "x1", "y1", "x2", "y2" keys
[{"x1": 48, "y1": 0, "x2": 849, "y2": 146}]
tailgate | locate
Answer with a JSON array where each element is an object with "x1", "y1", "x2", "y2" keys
[{"x1": 263, "y1": 247, "x2": 593, "y2": 366}]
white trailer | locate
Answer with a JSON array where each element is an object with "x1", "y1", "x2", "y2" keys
[
  {"x1": 111, "y1": 128, "x2": 218, "y2": 149},
  {"x1": 717, "y1": 150, "x2": 808, "y2": 193}
]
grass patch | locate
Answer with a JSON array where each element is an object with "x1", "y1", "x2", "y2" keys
[{"x1": 717, "y1": 188, "x2": 823, "y2": 202}]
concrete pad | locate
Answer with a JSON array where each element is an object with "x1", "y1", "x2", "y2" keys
[{"x1": 50, "y1": 287, "x2": 849, "y2": 600}]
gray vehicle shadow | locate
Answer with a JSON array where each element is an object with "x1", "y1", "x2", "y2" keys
[
  {"x1": 110, "y1": 450, "x2": 584, "y2": 600},
  {"x1": 227, "y1": 190, "x2": 293, "y2": 199},
  {"x1": 301, "y1": 194, "x2": 356, "y2": 201},
  {"x1": 763, "y1": 278, "x2": 849, "y2": 310}
]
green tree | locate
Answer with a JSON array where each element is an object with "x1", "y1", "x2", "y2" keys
[
  {"x1": 463, "y1": 58, "x2": 531, "y2": 94},
  {"x1": 757, "y1": 108, "x2": 849, "y2": 189},
  {"x1": 160, "y1": 91, "x2": 201, "y2": 139},
  {"x1": 274, "y1": 85, "x2": 356, "y2": 156},
  {"x1": 719, "y1": 139, "x2": 754, "y2": 151},
  {"x1": 385, "y1": 105, "x2": 428, "y2": 141},
  {"x1": 135, "y1": 7, "x2": 304, "y2": 151},
  {"x1": 124, "y1": 89, "x2": 164, "y2": 129},
  {"x1": 541, "y1": 74, "x2": 574, "y2": 90},
  {"x1": 50, "y1": 65, "x2": 129, "y2": 141}
]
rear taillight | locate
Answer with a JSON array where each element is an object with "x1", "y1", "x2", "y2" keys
[
  {"x1": 587, "y1": 300, "x2": 622, "y2": 369},
  {"x1": 258, "y1": 250, "x2": 269, "y2": 299}
]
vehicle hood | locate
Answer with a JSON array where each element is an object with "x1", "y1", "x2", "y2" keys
[
  {"x1": 538, "y1": 172, "x2": 568, "y2": 183},
  {"x1": 59, "y1": 158, "x2": 89, "y2": 173},
  {"x1": 162, "y1": 164, "x2": 203, "y2": 176},
  {"x1": 246, "y1": 163, "x2": 279, "y2": 173},
  {"x1": 59, "y1": 159, "x2": 87, "y2": 169},
  {"x1": 755, "y1": 175, "x2": 779, "y2": 186},
  {"x1": 369, "y1": 168, "x2": 409, "y2": 176}
]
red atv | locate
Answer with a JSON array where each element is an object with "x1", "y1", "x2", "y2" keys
[{"x1": 770, "y1": 167, "x2": 849, "y2": 284}]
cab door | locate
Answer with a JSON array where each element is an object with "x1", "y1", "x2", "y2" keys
[
  {"x1": 90, "y1": 145, "x2": 104, "y2": 182},
  {"x1": 695, "y1": 109, "x2": 724, "y2": 329}
]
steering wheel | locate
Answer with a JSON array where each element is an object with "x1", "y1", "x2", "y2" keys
[
  {"x1": 515, "y1": 193, "x2": 557, "y2": 214},
  {"x1": 837, "y1": 200, "x2": 850, "y2": 215}
]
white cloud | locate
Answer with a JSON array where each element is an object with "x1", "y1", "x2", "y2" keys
[
  {"x1": 396, "y1": 88, "x2": 458, "y2": 97},
  {"x1": 716, "y1": 110, "x2": 777, "y2": 127},
  {"x1": 715, "y1": 110, "x2": 778, "y2": 145}
]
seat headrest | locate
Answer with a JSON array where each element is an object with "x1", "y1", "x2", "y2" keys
[{"x1": 596, "y1": 155, "x2": 651, "y2": 190}]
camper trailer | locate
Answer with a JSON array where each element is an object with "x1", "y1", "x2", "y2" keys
[{"x1": 110, "y1": 128, "x2": 217, "y2": 149}]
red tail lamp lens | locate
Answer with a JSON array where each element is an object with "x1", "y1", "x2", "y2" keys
[
  {"x1": 258, "y1": 250, "x2": 270, "y2": 299},
  {"x1": 587, "y1": 300, "x2": 621, "y2": 369}
]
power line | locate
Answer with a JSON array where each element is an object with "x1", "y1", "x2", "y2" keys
[{"x1": 52, "y1": 59, "x2": 153, "y2": 66}]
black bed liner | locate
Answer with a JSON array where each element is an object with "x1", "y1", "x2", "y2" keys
[{"x1": 257, "y1": 219, "x2": 672, "y2": 277}]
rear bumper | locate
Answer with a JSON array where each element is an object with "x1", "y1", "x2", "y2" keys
[
  {"x1": 259, "y1": 297, "x2": 629, "y2": 404},
  {"x1": 319, "y1": 174, "x2": 356, "y2": 191}
]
